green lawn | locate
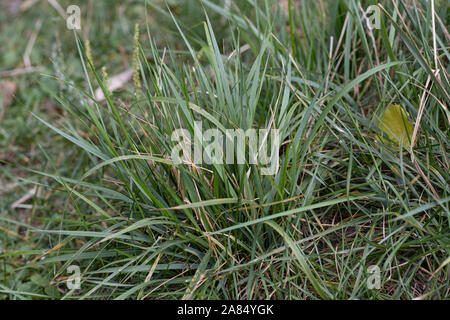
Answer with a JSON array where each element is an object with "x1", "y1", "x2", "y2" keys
[{"x1": 0, "y1": 0, "x2": 449, "y2": 300}]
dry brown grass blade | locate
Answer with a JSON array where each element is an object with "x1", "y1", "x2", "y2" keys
[
  {"x1": 409, "y1": 71, "x2": 440, "y2": 200},
  {"x1": 408, "y1": 0, "x2": 441, "y2": 200}
]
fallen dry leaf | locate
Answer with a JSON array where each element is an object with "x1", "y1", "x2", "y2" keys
[
  {"x1": 11, "y1": 186, "x2": 40, "y2": 209},
  {"x1": 94, "y1": 68, "x2": 133, "y2": 102},
  {"x1": 378, "y1": 104, "x2": 413, "y2": 149}
]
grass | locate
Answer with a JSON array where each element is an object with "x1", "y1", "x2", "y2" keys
[{"x1": 0, "y1": 0, "x2": 449, "y2": 300}]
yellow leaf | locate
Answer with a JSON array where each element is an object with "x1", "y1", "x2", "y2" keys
[{"x1": 378, "y1": 104, "x2": 413, "y2": 148}]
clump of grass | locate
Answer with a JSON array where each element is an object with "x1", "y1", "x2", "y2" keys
[{"x1": 3, "y1": 0, "x2": 449, "y2": 300}]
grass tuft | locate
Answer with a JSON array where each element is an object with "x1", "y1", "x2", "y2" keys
[{"x1": 1, "y1": 0, "x2": 448, "y2": 300}]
